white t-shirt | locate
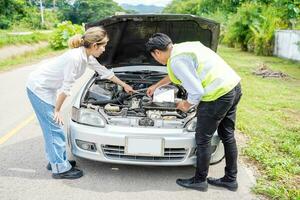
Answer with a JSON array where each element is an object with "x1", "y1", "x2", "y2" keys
[{"x1": 27, "y1": 46, "x2": 114, "y2": 106}]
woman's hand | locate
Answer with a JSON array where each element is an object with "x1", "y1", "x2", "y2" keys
[
  {"x1": 54, "y1": 92, "x2": 67, "y2": 126},
  {"x1": 109, "y1": 76, "x2": 136, "y2": 94},
  {"x1": 124, "y1": 84, "x2": 136, "y2": 94},
  {"x1": 53, "y1": 110, "x2": 64, "y2": 126}
]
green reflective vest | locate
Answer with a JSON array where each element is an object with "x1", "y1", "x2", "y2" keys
[{"x1": 167, "y1": 42, "x2": 241, "y2": 102}]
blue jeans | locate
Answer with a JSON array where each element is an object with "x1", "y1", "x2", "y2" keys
[{"x1": 26, "y1": 88, "x2": 71, "y2": 174}]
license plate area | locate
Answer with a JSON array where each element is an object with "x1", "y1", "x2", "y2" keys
[{"x1": 125, "y1": 137, "x2": 164, "y2": 156}]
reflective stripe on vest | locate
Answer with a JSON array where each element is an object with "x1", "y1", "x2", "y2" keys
[{"x1": 167, "y1": 42, "x2": 241, "y2": 102}]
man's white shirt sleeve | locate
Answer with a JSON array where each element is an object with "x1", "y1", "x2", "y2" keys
[{"x1": 170, "y1": 55, "x2": 204, "y2": 105}]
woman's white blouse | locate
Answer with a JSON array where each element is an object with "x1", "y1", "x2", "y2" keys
[{"x1": 27, "y1": 46, "x2": 114, "y2": 106}]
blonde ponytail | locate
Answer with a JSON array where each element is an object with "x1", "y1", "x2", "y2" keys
[
  {"x1": 68, "y1": 34, "x2": 84, "y2": 48},
  {"x1": 68, "y1": 27, "x2": 108, "y2": 49}
]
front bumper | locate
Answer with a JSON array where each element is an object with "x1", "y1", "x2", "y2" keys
[{"x1": 68, "y1": 120, "x2": 220, "y2": 166}]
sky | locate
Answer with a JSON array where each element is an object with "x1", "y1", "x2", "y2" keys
[{"x1": 113, "y1": 0, "x2": 172, "y2": 7}]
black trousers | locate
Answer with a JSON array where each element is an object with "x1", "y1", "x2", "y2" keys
[{"x1": 195, "y1": 83, "x2": 242, "y2": 182}]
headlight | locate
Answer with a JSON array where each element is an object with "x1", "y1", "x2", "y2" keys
[
  {"x1": 185, "y1": 118, "x2": 197, "y2": 132},
  {"x1": 72, "y1": 107, "x2": 106, "y2": 127},
  {"x1": 185, "y1": 118, "x2": 219, "y2": 136}
]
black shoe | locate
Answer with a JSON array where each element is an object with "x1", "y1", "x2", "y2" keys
[
  {"x1": 176, "y1": 177, "x2": 208, "y2": 192},
  {"x1": 52, "y1": 167, "x2": 83, "y2": 179},
  {"x1": 46, "y1": 160, "x2": 76, "y2": 171},
  {"x1": 207, "y1": 177, "x2": 238, "y2": 191}
]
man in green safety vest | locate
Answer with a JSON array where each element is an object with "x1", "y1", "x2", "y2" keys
[{"x1": 146, "y1": 33, "x2": 242, "y2": 192}]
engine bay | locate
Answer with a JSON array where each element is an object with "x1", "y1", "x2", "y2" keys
[{"x1": 81, "y1": 70, "x2": 195, "y2": 126}]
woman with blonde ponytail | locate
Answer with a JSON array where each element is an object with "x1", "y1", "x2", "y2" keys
[{"x1": 26, "y1": 26, "x2": 135, "y2": 179}]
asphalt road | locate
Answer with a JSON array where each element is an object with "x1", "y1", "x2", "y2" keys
[{"x1": 0, "y1": 61, "x2": 258, "y2": 200}]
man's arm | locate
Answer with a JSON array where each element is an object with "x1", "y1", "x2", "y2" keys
[
  {"x1": 171, "y1": 55, "x2": 204, "y2": 105},
  {"x1": 146, "y1": 75, "x2": 171, "y2": 97},
  {"x1": 171, "y1": 55, "x2": 204, "y2": 112}
]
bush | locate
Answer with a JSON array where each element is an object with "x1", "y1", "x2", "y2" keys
[
  {"x1": 248, "y1": 6, "x2": 287, "y2": 55},
  {"x1": 50, "y1": 21, "x2": 84, "y2": 50},
  {"x1": 223, "y1": 3, "x2": 261, "y2": 51},
  {"x1": 223, "y1": 3, "x2": 288, "y2": 55}
]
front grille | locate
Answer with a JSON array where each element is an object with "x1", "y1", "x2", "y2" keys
[{"x1": 102, "y1": 145, "x2": 188, "y2": 162}]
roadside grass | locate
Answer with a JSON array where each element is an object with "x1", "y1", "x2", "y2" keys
[
  {"x1": 0, "y1": 31, "x2": 51, "y2": 48},
  {"x1": 0, "y1": 46, "x2": 64, "y2": 72},
  {"x1": 218, "y1": 46, "x2": 300, "y2": 200}
]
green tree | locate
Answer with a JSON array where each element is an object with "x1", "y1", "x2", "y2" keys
[
  {"x1": 163, "y1": 0, "x2": 246, "y2": 16},
  {"x1": 0, "y1": 0, "x2": 60, "y2": 29},
  {"x1": 60, "y1": 0, "x2": 124, "y2": 24},
  {"x1": 164, "y1": 0, "x2": 201, "y2": 15},
  {"x1": 164, "y1": 0, "x2": 299, "y2": 55},
  {"x1": 0, "y1": 0, "x2": 28, "y2": 28}
]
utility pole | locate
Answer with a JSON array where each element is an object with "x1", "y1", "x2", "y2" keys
[{"x1": 39, "y1": 0, "x2": 45, "y2": 27}]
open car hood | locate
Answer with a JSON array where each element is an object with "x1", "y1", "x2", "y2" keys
[{"x1": 86, "y1": 14, "x2": 220, "y2": 68}]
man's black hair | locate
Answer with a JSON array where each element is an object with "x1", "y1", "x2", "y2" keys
[{"x1": 145, "y1": 33, "x2": 172, "y2": 52}]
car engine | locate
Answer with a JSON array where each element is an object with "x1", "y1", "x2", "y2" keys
[{"x1": 81, "y1": 71, "x2": 194, "y2": 126}]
